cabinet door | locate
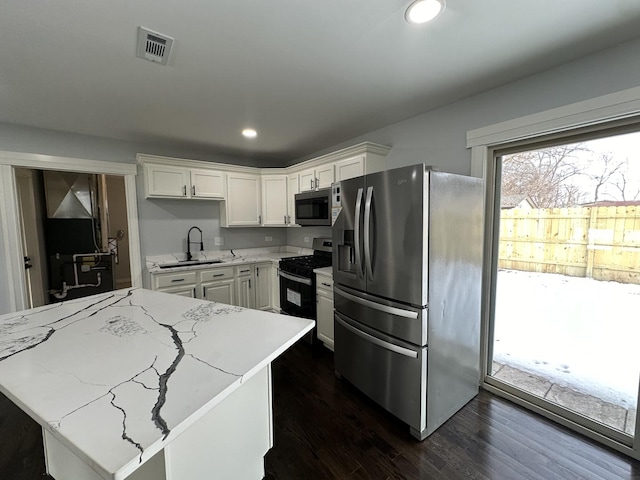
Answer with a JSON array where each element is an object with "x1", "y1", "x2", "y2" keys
[
  {"x1": 299, "y1": 169, "x2": 315, "y2": 192},
  {"x1": 270, "y1": 264, "x2": 280, "y2": 310},
  {"x1": 287, "y1": 175, "x2": 299, "y2": 225},
  {"x1": 235, "y1": 275, "x2": 254, "y2": 309},
  {"x1": 254, "y1": 263, "x2": 272, "y2": 311},
  {"x1": 146, "y1": 164, "x2": 189, "y2": 198},
  {"x1": 261, "y1": 176, "x2": 288, "y2": 226},
  {"x1": 316, "y1": 164, "x2": 335, "y2": 189},
  {"x1": 191, "y1": 169, "x2": 225, "y2": 199},
  {"x1": 203, "y1": 279, "x2": 235, "y2": 305},
  {"x1": 335, "y1": 156, "x2": 364, "y2": 182},
  {"x1": 316, "y1": 287, "x2": 334, "y2": 350},
  {"x1": 223, "y1": 173, "x2": 261, "y2": 226}
]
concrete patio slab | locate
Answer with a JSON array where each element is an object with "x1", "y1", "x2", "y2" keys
[
  {"x1": 625, "y1": 409, "x2": 636, "y2": 436},
  {"x1": 493, "y1": 365, "x2": 552, "y2": 398},
  {"x1": 545, "y1": 384, "x2": 627, "y2": 431}
]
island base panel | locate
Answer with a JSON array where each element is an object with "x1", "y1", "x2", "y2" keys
[
  {"x1": 43, "y1": 365, "x2": 273, "y2": 480},
  {"x1": 165, "y1": 364, "x2": 272, "y2": 479},
  {"x1": 44, "y1": 431, "x2": 166, "y2": 480}
]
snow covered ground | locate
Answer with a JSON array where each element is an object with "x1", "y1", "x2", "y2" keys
[{"x1": 494, "y1": 270, "x2": 640, "y2": 409}]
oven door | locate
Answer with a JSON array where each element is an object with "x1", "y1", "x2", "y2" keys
[{"x1": 278, "y1": 269, "x2": 316, "y2": 319}]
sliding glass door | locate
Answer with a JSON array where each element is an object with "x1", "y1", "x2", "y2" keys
[{"x1": 486, "y1": 130, "x2": 640, "y2": 446}]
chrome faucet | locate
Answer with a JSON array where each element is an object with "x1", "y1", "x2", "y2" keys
[{"x1": 186, "y1": 226, "x2": 204, "y2": 261}]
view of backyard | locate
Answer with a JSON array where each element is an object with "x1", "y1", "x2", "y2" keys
[{"x1": 493, "y1": 130, "x2": 640, "y2": 436}]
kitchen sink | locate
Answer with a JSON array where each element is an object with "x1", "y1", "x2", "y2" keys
[{"x1": 158, "y1": 259, "x2": 224, "y2": 269}]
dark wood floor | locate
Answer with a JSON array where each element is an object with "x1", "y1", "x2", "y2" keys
[{"x1": 2, "y1": 341, "x2": 639, "y2": 479}]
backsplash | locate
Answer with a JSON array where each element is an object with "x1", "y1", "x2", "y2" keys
[{"x1": 287, "y1": 226, "x2": 332, "y2": 248}]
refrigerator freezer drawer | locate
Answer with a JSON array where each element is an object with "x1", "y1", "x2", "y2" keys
[
  {"x1": 334, "y1": 312, "x2": 427, "y2": 432},
  {"x1": 334, "y1": 285, "x2": 427, "y2": 346}
]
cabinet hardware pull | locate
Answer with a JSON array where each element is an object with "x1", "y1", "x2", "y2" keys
[
  {"x1": 322, "y1": 282, "x2": 331, "y2": 287},
  {"x1": 172, "y1": 278, "x2": 186, "y2": 283},
  {"x1": 249, "y1": 279, "x2": 251, "y2": 288},
  {"x1": 183, "y1": 185, "x2": 187, "y2": 196},
  {"x1": 192, "y1": 185, "x2": 196, "y2": 195},
  {"x1": 310, "y1": 179, "x2": 313, "y2": 190},
  {"x1": 241, "y1": 269, "x2": 250, "y2": 273},
  {"x1": 284, "y1": 215, "x2": 287, "y2": 224},
  {"x1": 213, "y1": 273, "x2": 224, "y2": 277},
  {"x1": 259, "y1": 215, "x2": 262, "y2": 224}
]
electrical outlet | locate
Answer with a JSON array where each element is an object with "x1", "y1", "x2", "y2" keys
[
  {"x1": 214, "y1": 237, "x2": 224, "y2": 246},
  {"x1": 265, "y1": 236, "x2": 273, "y2": 242},
  {"x1": 304, "y1": 236, "x2": 310, "y2": 243}
]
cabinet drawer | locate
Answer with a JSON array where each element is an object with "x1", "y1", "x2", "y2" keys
[
  {"x1": 200, "y1": 267, "x2": 234, "y2": 282},
  {"x1": 316, "y1": 275, "x2": 333, "y2": 291},
  {"x1": 154, "y1": 271, "x2": 197, "y2": 288},
  {"x1": 236, "y1": 265, "x2": 254, "y2": 277}
]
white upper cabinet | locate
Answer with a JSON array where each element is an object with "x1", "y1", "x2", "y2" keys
[
  {"x1": 221, "y1": 172, "x2": 261, "y2": 227},
  {"x1": 145, "y1": 164, "x2": 191, "y2": 198},
  {"x1": 139, "y1": 142, "x2": 390, "y2": 225},
  {"x1": 190, "y1": 169, "x2": 225, "y2": 199},
  {"x1": 144, "y1": 163, "x2": 225, "y2": 200},
  {"x1": 287, "y1": 174, "x2": 299, "y2": 225},
  {"x1": 261, "y1": 175, "x2": 288, "y2": 226},
  {"x1": 299, "y1": 164, "x2": 335, "y2": 192},
  {"x1": 335, "y1": 155, "x2": 365, "y2": 182}
]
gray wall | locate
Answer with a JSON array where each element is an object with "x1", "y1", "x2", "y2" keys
[
  {"x1": 1, "y1": 36, "x2": 640, "y2": 312},
  {"x1": 293, "y1": 37, "x2": 640, "y2": 177}
]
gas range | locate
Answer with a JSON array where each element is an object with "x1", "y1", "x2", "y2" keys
[
  {"x1": 278, "y1": 238, "x2": 332, "y2": 322},
  {"x1": 278, "y1": 254, "x2": 332, "y2": 276}
]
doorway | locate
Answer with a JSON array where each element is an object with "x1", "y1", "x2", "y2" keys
[
  {"x1": 15, "y1": 168, "x2": 132, "y2": 308},
  {"x1": 485, "y1": 130, "x2": 640, "y2": 446},
  {"x1": 0, "y1": 152, "x2": 142, "y2": 314}
]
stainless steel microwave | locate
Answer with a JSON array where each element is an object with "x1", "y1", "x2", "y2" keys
[{"x1": 294, "y1": 188, "x2": 332, "y2": 226}]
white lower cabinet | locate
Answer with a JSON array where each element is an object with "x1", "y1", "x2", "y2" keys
[
  {"x1": 151, "y1": 261, "x2": 280, "y2": 311},
  {"x1": 254, "y1": 263, "x2": 272, "y2": 311},
  {"x1": 152, "y1": 271, "x2": 198, "y2": 298},
  {"x1": 235, "y1": 265, "x2": 255, "y2": 309},
  {"x1": 270, "y1": 263, "x2": 280, "y2": 310},
  {"x1": 201, "y1": 267, "x2": 235, "y2": 304},
  {"x1": 315, "y1": 271, "x2": 334, "y2": 350}
]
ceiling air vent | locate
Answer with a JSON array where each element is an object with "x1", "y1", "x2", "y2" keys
[{"x1": 136, "y1": 27, "x2": 174, "y2": 65}]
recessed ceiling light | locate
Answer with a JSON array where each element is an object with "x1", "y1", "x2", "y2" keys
[
  {"x1": 405, "y1": 0, "x2": 445, "y2": 24},
  {"x1": 242, "y1": 128, "x2": 257, "y2": 139}
]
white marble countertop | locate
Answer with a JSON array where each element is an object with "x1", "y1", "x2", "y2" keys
[
  {"x1": 0, "y1": 288, "x2": 313, "y2": 480},
  {"x1": 313, "y1": 266, "x2": 333, "y2": 277},
  {"x1": 147, "y1": 246, "x2": 313, "y2": 274}
]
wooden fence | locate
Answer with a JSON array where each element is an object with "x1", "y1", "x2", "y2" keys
[{"x1": 499, "y1": 206, "x2": 640, "y2": 284}]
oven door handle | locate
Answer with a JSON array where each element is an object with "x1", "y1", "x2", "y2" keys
[
  {"x1": 278, "y1": 270, "x2": 313, "y2": 286},
  {"x1": 335, "y1": 313, "x2": 418, "y2": 358}
]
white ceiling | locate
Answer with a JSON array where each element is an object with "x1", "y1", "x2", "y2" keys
[{"x1": 1, "y1": 1, "x2": 640, "y2": 164}]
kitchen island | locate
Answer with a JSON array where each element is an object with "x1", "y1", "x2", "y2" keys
[{"x1": 0, "y1": 288, "x2": 313, "y2": 480}]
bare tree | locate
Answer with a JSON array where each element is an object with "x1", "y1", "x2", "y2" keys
[
  {"x1": 612, "y1": 168, "x2": 640, "y2": 201},
  {"x1": 588, "y1": 153, "x2": 625, "y2": 203},
  {"x1": 501, "y1": 144, "x2": 590, "y2": 208}
]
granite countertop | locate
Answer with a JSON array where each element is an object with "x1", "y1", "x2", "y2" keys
[
  {"x1": 147, "y1": 246, "x2": 313, "y2": 274},
  {"x1": 0, "y1": 288, "x2": 313, "y2": 480}
]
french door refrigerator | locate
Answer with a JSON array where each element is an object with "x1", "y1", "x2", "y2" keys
[{"x1": 332, "y1": 163, "x2": 483, "y2": 440}]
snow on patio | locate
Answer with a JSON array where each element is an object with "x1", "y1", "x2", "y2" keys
[{"x1": 494, "y1": 269, "x2": 640, "y2": 409}]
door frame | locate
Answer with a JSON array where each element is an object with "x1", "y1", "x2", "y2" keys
[
  {"x1": 467, "y1": 85, "x2": 640, "y2": 460},
  {"x1": 0, "y1": 151, "x2": 142, "y2": 313}
]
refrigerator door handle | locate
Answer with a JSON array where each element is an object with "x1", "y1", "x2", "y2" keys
[
  {"x1": 335, "y1": 313, "x2": 418, "y2": 358},
  {"x1": 334, "y1": 286, "x2": 419, "y2": 319},
  {"x1": 364, "y1": 186, "x2": 374, "y2": 278},
  {"x1": 354, "y1": 188, "x2": 364, "y2": 277}
]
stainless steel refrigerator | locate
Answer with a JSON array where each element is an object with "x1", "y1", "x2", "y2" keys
[{"x1": 331, "y1": 163, "x2": 483, "y2": 440}]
